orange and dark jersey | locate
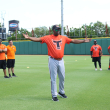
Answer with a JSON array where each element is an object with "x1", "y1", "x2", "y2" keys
[
  {"x1": 40, "y1": 35, "x2": 72, "y2": 58},
  {"x1": 7, "y1": 45, "x2": 16, "y2": 59},
  {"x1": 90, "y1": 45, "x2": 102, "y2": 57},
  {"x1": 0, "y1": 44, "x2": 7, "y2": 60},
  {"x1": 108, "y1": 46, "x2": 110, "y2": 49}
]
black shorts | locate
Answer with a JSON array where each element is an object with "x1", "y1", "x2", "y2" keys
[
  {"x1": 7, "y1": 59, "x2": 15, "y2": 68},
  {"x1": 92, "y1": 57, "x2": 101, "y2": 62},
  {"x1": 0, "y1": 60, "x2": 6, "y2": 69}
]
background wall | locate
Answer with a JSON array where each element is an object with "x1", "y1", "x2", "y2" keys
[{"x1": 3, "y1": 39, "x2": 110, "y2": 55}]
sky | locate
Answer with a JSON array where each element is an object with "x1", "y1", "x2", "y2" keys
[{"x1": 0, "y1": 0, "x2": 110, "y2": 32}]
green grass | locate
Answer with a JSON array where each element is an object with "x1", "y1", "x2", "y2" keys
[{"x1": 0, "y1": 55, "x2": 110, "y2": 110}]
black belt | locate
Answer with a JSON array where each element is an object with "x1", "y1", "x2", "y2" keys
[{"x1": 50, "y1": 57, "x2": 62, "y2": 61}]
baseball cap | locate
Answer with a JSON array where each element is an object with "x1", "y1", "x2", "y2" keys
[
  {"x1": 94, "y1": 40, "x2": 97, "y2": 42},
  {"x1": 52, "y1": 25, "x2": 61, "y2": 31}
]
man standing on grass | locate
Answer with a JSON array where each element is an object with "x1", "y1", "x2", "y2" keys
[
  {"x1": 108, "y1": 45, "x2": 110, "y2": 54},
  {"x1": 6, "y1": 40, "x2": 17, "y2": 78},
  {"x1": 107, "y1": 45, "x2": 110, "y2": 70},
  {"x1": 0, "y1": 38, "x2": 9, "y2": 78},
  {"x1": 23, "y1": 25, "x2": 91, "y2": 101},
  {"x1": 90, "y1": 40, "x2": 102, "y2": 71}
]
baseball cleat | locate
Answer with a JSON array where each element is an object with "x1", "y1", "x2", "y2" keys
[
  {"x1": 58, "y1": 92, "x2": 67, "y2": 98},
  {"x1": 12, "y1": 73, "x2": 17, "y2": 77},
  {"x1": 100, "y1": 68, "x2": 102, "y2": 71},
  {"x1": 52, "y1": 97, "x2": 59, "y2": 101},
  {"x1": 4, "y1": 76, "x2": 9, "y2": 78},
  {"x1": 95, "y1": 68, "x2": 97, "y2": 71},
  {"x1": 9, "y1": 74, "x2": 12, "y2": 78}
]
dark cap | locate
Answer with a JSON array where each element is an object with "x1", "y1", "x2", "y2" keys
[
  {"x1": 94, "y1": 40, "x2": 97, "y2": 42},
  {"x1": 52, "y1": 25, "x2": 61, "y2": 30}
]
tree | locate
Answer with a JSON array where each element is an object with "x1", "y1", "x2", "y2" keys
[
  {"x1": 93, "y1": 21, "x2": 105, "y2": 37},
  {"x1": 20, "y1": 28, "x2": 31, "y2": 39},
  {"x1": 34, "y1": 26, "x2": 49, "y2": 37},
  {"x1": 7, "y1": 28, "x2": 31, "y2": 40},
  {"x1": 7, "y1": 21, "x2": 109, "y2": 40}
]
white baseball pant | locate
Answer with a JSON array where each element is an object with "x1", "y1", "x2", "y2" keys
[{"x1": 48, "y1": 56, "x2": 65, "y2": 97}]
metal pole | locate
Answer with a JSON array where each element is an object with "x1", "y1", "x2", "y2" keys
[
  {"x1": 85, "y1": 24, "x2": 86, "y2": 37},
  {"x1": 74, "y1": 28, "x2": 75, "y2": 37},
  {"x1": 16, "y1": 29, "x2": 17, "y2": 41},
  {"x1": 61, "y1": 0, "x2": 64, "y2": 35},
  {"x1": 2, "y1": 18, "x2": 4, "y2": 40},
  {"x1": 79, "y1": 25, "x2": 80, "y2": 37}
]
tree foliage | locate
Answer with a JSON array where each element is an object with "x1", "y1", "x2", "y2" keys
[
  {"x1": 34, "y1": 26, "x2": 49, "y2": 37},
  {"x1": 7, "y1": 28, "x2": 31, "y2": 40},
  {"x1": 68, "y1": 21, "x2": 108, "y2": 38},
  {"x1": 7, "y1": 21, "x2": 110, "y2": 40}
]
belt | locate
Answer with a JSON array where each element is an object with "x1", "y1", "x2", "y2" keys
[{"x1": 50, "y1": 57, "x2": 62, "y2": 61}]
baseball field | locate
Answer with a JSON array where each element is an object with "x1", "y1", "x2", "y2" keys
[{"x1": 0, "y1": 55, "x2": 110, "y2": 110}]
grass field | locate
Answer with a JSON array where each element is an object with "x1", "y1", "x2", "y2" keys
[{"x1": 0, "y1": 55, "x2": 110, "y2": 110}]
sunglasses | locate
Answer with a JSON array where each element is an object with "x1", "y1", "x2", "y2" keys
[{"x1": 55, "y1": 29, "x2": 60, "y2": 32}]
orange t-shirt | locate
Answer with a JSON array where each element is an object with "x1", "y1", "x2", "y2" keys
[
  {"x1": 108, "y1": 46, "x2": 110, "y2": 49},
  {"x1": 0, "y1": 44, "x2": 7, "y2": 60},
  {"x1": 40, "y1": 35, "x2": 72, "y2": 58},
  {"x1": 7, "y1": 45, "x2": 16, "y2": 59},
  {"x1": 90, "y1": 45, "x2": 102, "y2": 57}
]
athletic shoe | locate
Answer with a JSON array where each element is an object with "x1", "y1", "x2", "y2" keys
[
  {"x1": 4, "y1": 76, "x2": 9, "y2": 78},
  {"x1": 100, "y1": 68, "x2": 102, "y2": 71},
  {"x1": 58, "y1": 92, "x2": 67, "y2": 98},
  {"x1": 12, "y1": 73, "x2": 17, "y2": 77},
  {"x1": 9, "y1": 74, "x2": 12, "y2": 78},
  {"x1": 95, "y1": 68, "x2": 97, "y2": 71},
  {"x1": 52, "y1": 97, "x2": 59, "y2": 101}
]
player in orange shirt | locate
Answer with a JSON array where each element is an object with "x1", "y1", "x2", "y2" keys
[
  {"x1": 108, "y1": 46, "x2": 110, "y2": 70},
  {"x1": 90, "y1": 40, "x2": 102, "y2": 71},
  {"x1": 23, "y1": 25, "x2": 92, "y2": 101},
  {"x1": 6, "y1": 40, "x2": 17, "y2": 78},
  {"x1": 108, "y1": 46, "x2": 110, "y2": 54},
  {"x1": 0, "y1": 38, "x2": 9, "y2": 78}
]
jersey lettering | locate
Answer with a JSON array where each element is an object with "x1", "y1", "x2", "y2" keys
[
  {"x1": 94, "y1": 47, "x2": 98, "y2": 50},
  {"x1": 53, "y1": 39, "x2": 62, "y2": 50}
]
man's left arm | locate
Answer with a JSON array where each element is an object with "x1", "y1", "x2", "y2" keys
[
  {"x1": 71, "y1": 37, "x2": 92, "y2": 44},
  {"x1": 99, "y1": 50, "x2": 102, "y2": 57},
  {"x1": 99, "y1": 46, "x2": 102, "y2": 56}
]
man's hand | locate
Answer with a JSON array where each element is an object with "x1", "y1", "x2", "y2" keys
[
  {"x1": 84, "y1": 37, "x2": 92, "y2": 42},
  {"x1": 23, "y1": 32, "x2": 29, "y2": 39}
]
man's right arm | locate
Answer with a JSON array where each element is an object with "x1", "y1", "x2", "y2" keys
[
  {"x1": 27, "y1": 37, "x2": 42, "y2": 42},
  {"x1": 23, "y1": 33, "x2": 42, "y2": 42}
]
